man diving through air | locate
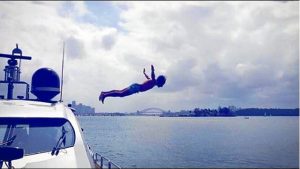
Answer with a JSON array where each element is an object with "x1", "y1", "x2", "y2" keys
[{"x1": 99, "y1": 65, "x2": 166, "y2": 104}]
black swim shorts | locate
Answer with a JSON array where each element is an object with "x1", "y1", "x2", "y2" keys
[{"x1": 129, "y1": 83, "x2": 140, "y2": 94}]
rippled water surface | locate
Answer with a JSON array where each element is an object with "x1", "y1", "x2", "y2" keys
[{"x1": 78, "y1": 116, "x2": 299, "y2": 168}]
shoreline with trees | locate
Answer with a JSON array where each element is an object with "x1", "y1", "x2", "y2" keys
[{"x1": 160, "y1": 107, "x2": 299, "y2": 117}]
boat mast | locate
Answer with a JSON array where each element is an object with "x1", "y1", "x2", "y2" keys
[
  {"x1": 59, "y1": 41, "x2": 65, "y2": 102},
  {"x1": 0, "y1": 44, "x2": 32, "y2": 99}
]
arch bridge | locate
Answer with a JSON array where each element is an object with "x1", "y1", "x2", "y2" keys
[{"x1": 137, "y1": 107, "x2": 167, "y2": 116}]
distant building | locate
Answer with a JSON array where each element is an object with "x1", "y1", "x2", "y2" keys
[{"x1": 71, "y1": 101, "x2": 95, "y2": 115}]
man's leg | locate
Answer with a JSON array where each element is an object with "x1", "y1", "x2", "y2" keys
[{"x1": 99, "y1": 88, "x2": 132, "y2": 103}]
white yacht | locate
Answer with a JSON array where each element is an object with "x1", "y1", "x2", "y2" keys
[{"x1": 0, "y1": 45, "x2": 120, "y2": 169}]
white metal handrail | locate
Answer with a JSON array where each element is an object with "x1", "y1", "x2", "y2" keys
[{"x1": 93, "y1": 153, "x2": 121, "y2": 169}]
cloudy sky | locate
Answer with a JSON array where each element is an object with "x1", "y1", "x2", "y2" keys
[{"x1": 0, "y1": 1, "x2": 298, "y2": 112}]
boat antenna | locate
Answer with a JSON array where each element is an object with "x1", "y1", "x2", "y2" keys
[{"x1": 59, "y1": 41, "x2": 65, "y2": 102}]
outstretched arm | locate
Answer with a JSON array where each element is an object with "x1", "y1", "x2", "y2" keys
[
  {"x1": 143, "y1": 68, "x2": 150, "y2": 80},
  {"x1": 151, "y1": 65, "x2": 155, "y2": 80}
]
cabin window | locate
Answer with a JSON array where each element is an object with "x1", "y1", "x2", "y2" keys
[{"x1": 0, "y1": 118, "x2": 75, "y2": 155}]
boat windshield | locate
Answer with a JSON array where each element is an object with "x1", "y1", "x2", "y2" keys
[{"x1": 0, "y1": 118, "x2": 75, "y2": 156}]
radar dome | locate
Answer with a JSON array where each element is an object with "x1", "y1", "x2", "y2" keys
[{"x1": 31, "y1": 68, "x2": 60, "y2": 101}]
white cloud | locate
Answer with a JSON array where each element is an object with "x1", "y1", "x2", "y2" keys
[{"x1": 0, "y1": 1, "x2": 298, "y2": 112}]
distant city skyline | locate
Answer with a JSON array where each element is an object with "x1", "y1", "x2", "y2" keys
[
  {"x1": 71, "y1": 101, "x2": 95, "y2": 114},
  {"x1": 0, "y1": 1, "x2": 298, "y2": 112}
]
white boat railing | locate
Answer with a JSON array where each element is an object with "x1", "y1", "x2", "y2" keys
[{"x1": 93, "y1": 153, "x2": 121, "y2": 169}]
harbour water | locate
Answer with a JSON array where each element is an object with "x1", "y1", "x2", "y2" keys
[{"x1": 78, "y1": 116, "x2": 299, "y2": 168}]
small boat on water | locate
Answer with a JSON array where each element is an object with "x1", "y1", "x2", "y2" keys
[{"x1": 0, "y1": 45, "x2": 120, "y2": 168}]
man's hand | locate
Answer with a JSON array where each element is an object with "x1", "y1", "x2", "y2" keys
[
  {"x1": 151, "y1": 65, "x2": 154, "y2": 72},
  {"x1": 151, "y1": 65, "x2": 155, "y2": 80},
  {"x1": 143, "y1": 68, "x2": 150, "y2": 79}
]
